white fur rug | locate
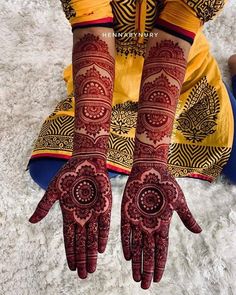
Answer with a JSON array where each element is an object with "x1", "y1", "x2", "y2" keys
[{"x1": 0, "y1": 1, "x2": 236, "y2": 294}]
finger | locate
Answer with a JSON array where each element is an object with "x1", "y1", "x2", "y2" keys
[
  {"x1": 141, "y1": 234, "x2": 155, "y2": 290},
  {"x1": 121, "y1": 215, "x2": 132, "y2": 260},
  {"x1": 86, "y1": 221, "x2": 98, "y2": 273},
  {"x1": 153, "y1": 234, "x2": 169, "y2": 283},
  {"x1": 63, "y1": 221, "x2": 76, "y2": 271},
  {"x1": 98, "y1": 212, "x2": 111, "y2": 253},
  {"x1": 75, "y1": 226, "x2": 87, "y2": 279},
  {"x1": 176, "y1": 201, "x2": 202, "y2": 234},
  {"x1": 29, "y1": 184, "x2": 58, "y2": 223},
  {"x1": 131, "y1": 226, "x2": 142, "y2": 282}
]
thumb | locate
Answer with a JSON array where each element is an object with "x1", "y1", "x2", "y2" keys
[
  {"x1": 176, "y1": 202, "x2": 202, "y2": 234},
  {"x1": 29, "y1": 185, "x2": 59, "y2": 223}
]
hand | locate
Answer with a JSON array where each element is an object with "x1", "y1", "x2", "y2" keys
[
  {"x1": 121, "y1": 162, "x2": 201, "y2": 289},
  {"x1": 29, "y1": 156, "x2": 112, "y2": 278}
]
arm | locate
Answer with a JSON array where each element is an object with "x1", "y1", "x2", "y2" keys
[
  {"x1": 29, "y1": 25, "x2": 115, "y2": 278},
  {"x1": 120, "y1": 0, "x2": 225, "y2": 288}
]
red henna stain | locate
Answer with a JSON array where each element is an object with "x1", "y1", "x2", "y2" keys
[
  {"x1": 29, "y1": 33, "x2": 115, "y2": 278},
  {"x1": 121, "y1": 40, "x2": 201, "y2": 290}
]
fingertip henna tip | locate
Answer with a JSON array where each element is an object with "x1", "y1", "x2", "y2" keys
[
  {"x1": 124, "y1": 254, "x2": 131, "y2": 261},
  {"x1": 68, "y1": 265, "x2": 76, "y2": 271},
  {"x1": 29, "y1": 216, "x2": 38, "y2": 224},
  {"x1": 133, "y1": 275, "x2": 141, "y2": 282},
  {"x1": 98, "y1": 245, "x2": 106, "y2": 254},
  {"x1": 78, "y1": 271, "x2": 88, "y2": 280},
  {"x1": 193, "y1": 224, "x2": 202, "y2": 234},
  {"x1": 141, "y1": 281, "x2": 151, "y2": 290},
  {"x1": 153, "y1": 275, "x2": 162, "y2": 283},
  {"x1": 87, "y1": 265, "x2": 97, "y2": 273}
]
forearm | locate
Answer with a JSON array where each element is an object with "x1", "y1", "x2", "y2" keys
[
  {"x1": 72, "y1": 27, "x2": 115, "y2": 159},
  {"x1": 133, "y1": 29, "x2": 191, "y2": 165},
  {"x1": 132, "y1": 0, "x2": 223, "y2": 165}
]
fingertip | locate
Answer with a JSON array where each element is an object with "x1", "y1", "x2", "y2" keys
[
  {"x1": 67, "y1": 259, "x2": 76, "y2": 271},
  {"x1": 141, "y1": 279, "x2": 151, "y2": 290},
  {"x1": 68, "y1": 265, "x2": 76, "y2": 271},
  {"x1": 133, "y1": 272, "x2": 141, "y2": 282},
  {"x1": 29, "y1": 214, "x2": 41, "y2": 224},
  {"x1": 87, "y1": 263, "x2": 97, "y2": 273},
  {"x1": 123, "y1": 250, "x2": 131, "y2": 261},
  {"x1": 191, "y1": 223, "x2": 202, "y2": 234},
  {"x1": 98, "y1": 240, "x2": 107, "y2": 253},
  {"x1": 77, "y1": 269, "x2": 88, "y2": 279},
  {"x1": 153, "y1": 272, "x2": 163, "y2": 283}
]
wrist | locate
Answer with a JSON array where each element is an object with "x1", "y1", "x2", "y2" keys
[
  {"x1": 71, "y1": 151, "x2": 107, "y2": 163},
  {"x1": 72, "y1": 132, "x2": 109, "y2": 159},
  {"x1": 133, "y1": 139, "x2": 169, "y2": 166}
]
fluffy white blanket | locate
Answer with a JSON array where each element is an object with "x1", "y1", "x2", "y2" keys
[{"x1": 0, "y1": 1, "x2": 235, "y2": 294}]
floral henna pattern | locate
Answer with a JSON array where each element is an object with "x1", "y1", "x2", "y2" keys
[
  {"x1": 72, "y1": 33, "x2": 115, "y2": 156},
  {"x1": 121, "y1": 163, "x2": 202, "y2": 288},
  {"x1": 121, "y1": 38, "x2": 201, "y2": 289},
  {"x1": 30, "y1": 156, "x2": 112, "y2": 277},
  {"x1": 136, "y1": 40, "x2": 187, "y2": 148},
  {"x1": 136, "y1": 74, "x2": 179, "y2": 144},
  {"x1": 30, "y1": 33, "x2": 115, "y2": 278},
  {"x1": 74, "y1": 67, "x2": 113, "y2": 137},
  {"x1": 58, "y1": 159, "x2": 110, "y2": 227}
]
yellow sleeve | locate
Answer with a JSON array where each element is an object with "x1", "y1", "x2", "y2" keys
[
  {"x1": 182, "y1": 0, "x2": 227, "y2": 23},
  {"x1": 155, "y1": 0, "x2": 227, "y2": 44}
]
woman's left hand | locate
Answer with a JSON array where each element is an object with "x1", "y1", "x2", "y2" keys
[{"x1": 121, "y1": 162, "x2": 202, "y2": 289}]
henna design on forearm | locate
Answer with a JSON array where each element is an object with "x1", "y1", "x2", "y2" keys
[
  {"x1": 72, "y1": 33, "x2": 115, "y2": 157},
  {"x1": 134, "y1": 40, "x2": 187, "y2": 163}
]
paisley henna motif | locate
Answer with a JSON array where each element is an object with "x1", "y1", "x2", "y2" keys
[
  {"x1": 121, "y1": 38, "x2": 201, "y2": 289},
  {"x1": 30, "y1": 33, "x2": 115, "y2": 278}
]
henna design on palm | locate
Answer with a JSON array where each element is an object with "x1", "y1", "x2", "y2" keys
[
  {"x1": 30, "y1": 157, "x2": 112, "y2": 278},
  {"x1": 121, "y1": 162, "x2": 201, "y2": 288}
]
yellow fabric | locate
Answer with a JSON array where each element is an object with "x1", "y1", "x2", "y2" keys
[
  {"x1": 182, "y1": 0, "x2": 227, "y2": 23},
  {"x1": 173, "y1": 30, "x2": 233, "y2": 149},
  {"x1": 31, "y1": 0, "x2": 233, "y2": 181},
  {"x1": 135, "y1": 0, "x2": 147, "y2": 44},
  {"x1": 65, "y1": 0, "x2": 113, "y2": 25},
  {"x1": 159, "y1": 0, "x2": 202, "y2": 34}
]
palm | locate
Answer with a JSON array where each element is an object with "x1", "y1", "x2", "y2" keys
[
  {"x1": 29, "y1": 156, "x2": 112, "y2": 278},
  {"x1": 121, "y1": 162, "x2": 201, "y2": 289}
]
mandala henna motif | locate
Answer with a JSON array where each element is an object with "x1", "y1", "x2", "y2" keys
[
  {"x1": 135, "y1": 40, "x2": 187, "y2": 147},
  {"x1": 121, "y1": 162, "x2": 202, "y2": 289},
  {"x1": 57, "y1": 158, "x2": 111, "y2": 227},
  {"x1": 121, "y1": 38, "x2": 201, "y2": 290},
  {"x1": 136, "y1": 74, "x2": 179, "y2": 143},
  {"x1": 29, "y1": 33, "x2": 115, "y2": 278}
]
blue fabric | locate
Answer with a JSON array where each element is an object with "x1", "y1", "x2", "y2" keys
[
  {"x1": 232, "y1": 75, "x2": 236, "y2": 97},
  {"x1": 221, "y1": 81, "x2": 236, "y2": 183},
  {"x1": 29, "y1": 158, "x2": 120, "y2": 190}
]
